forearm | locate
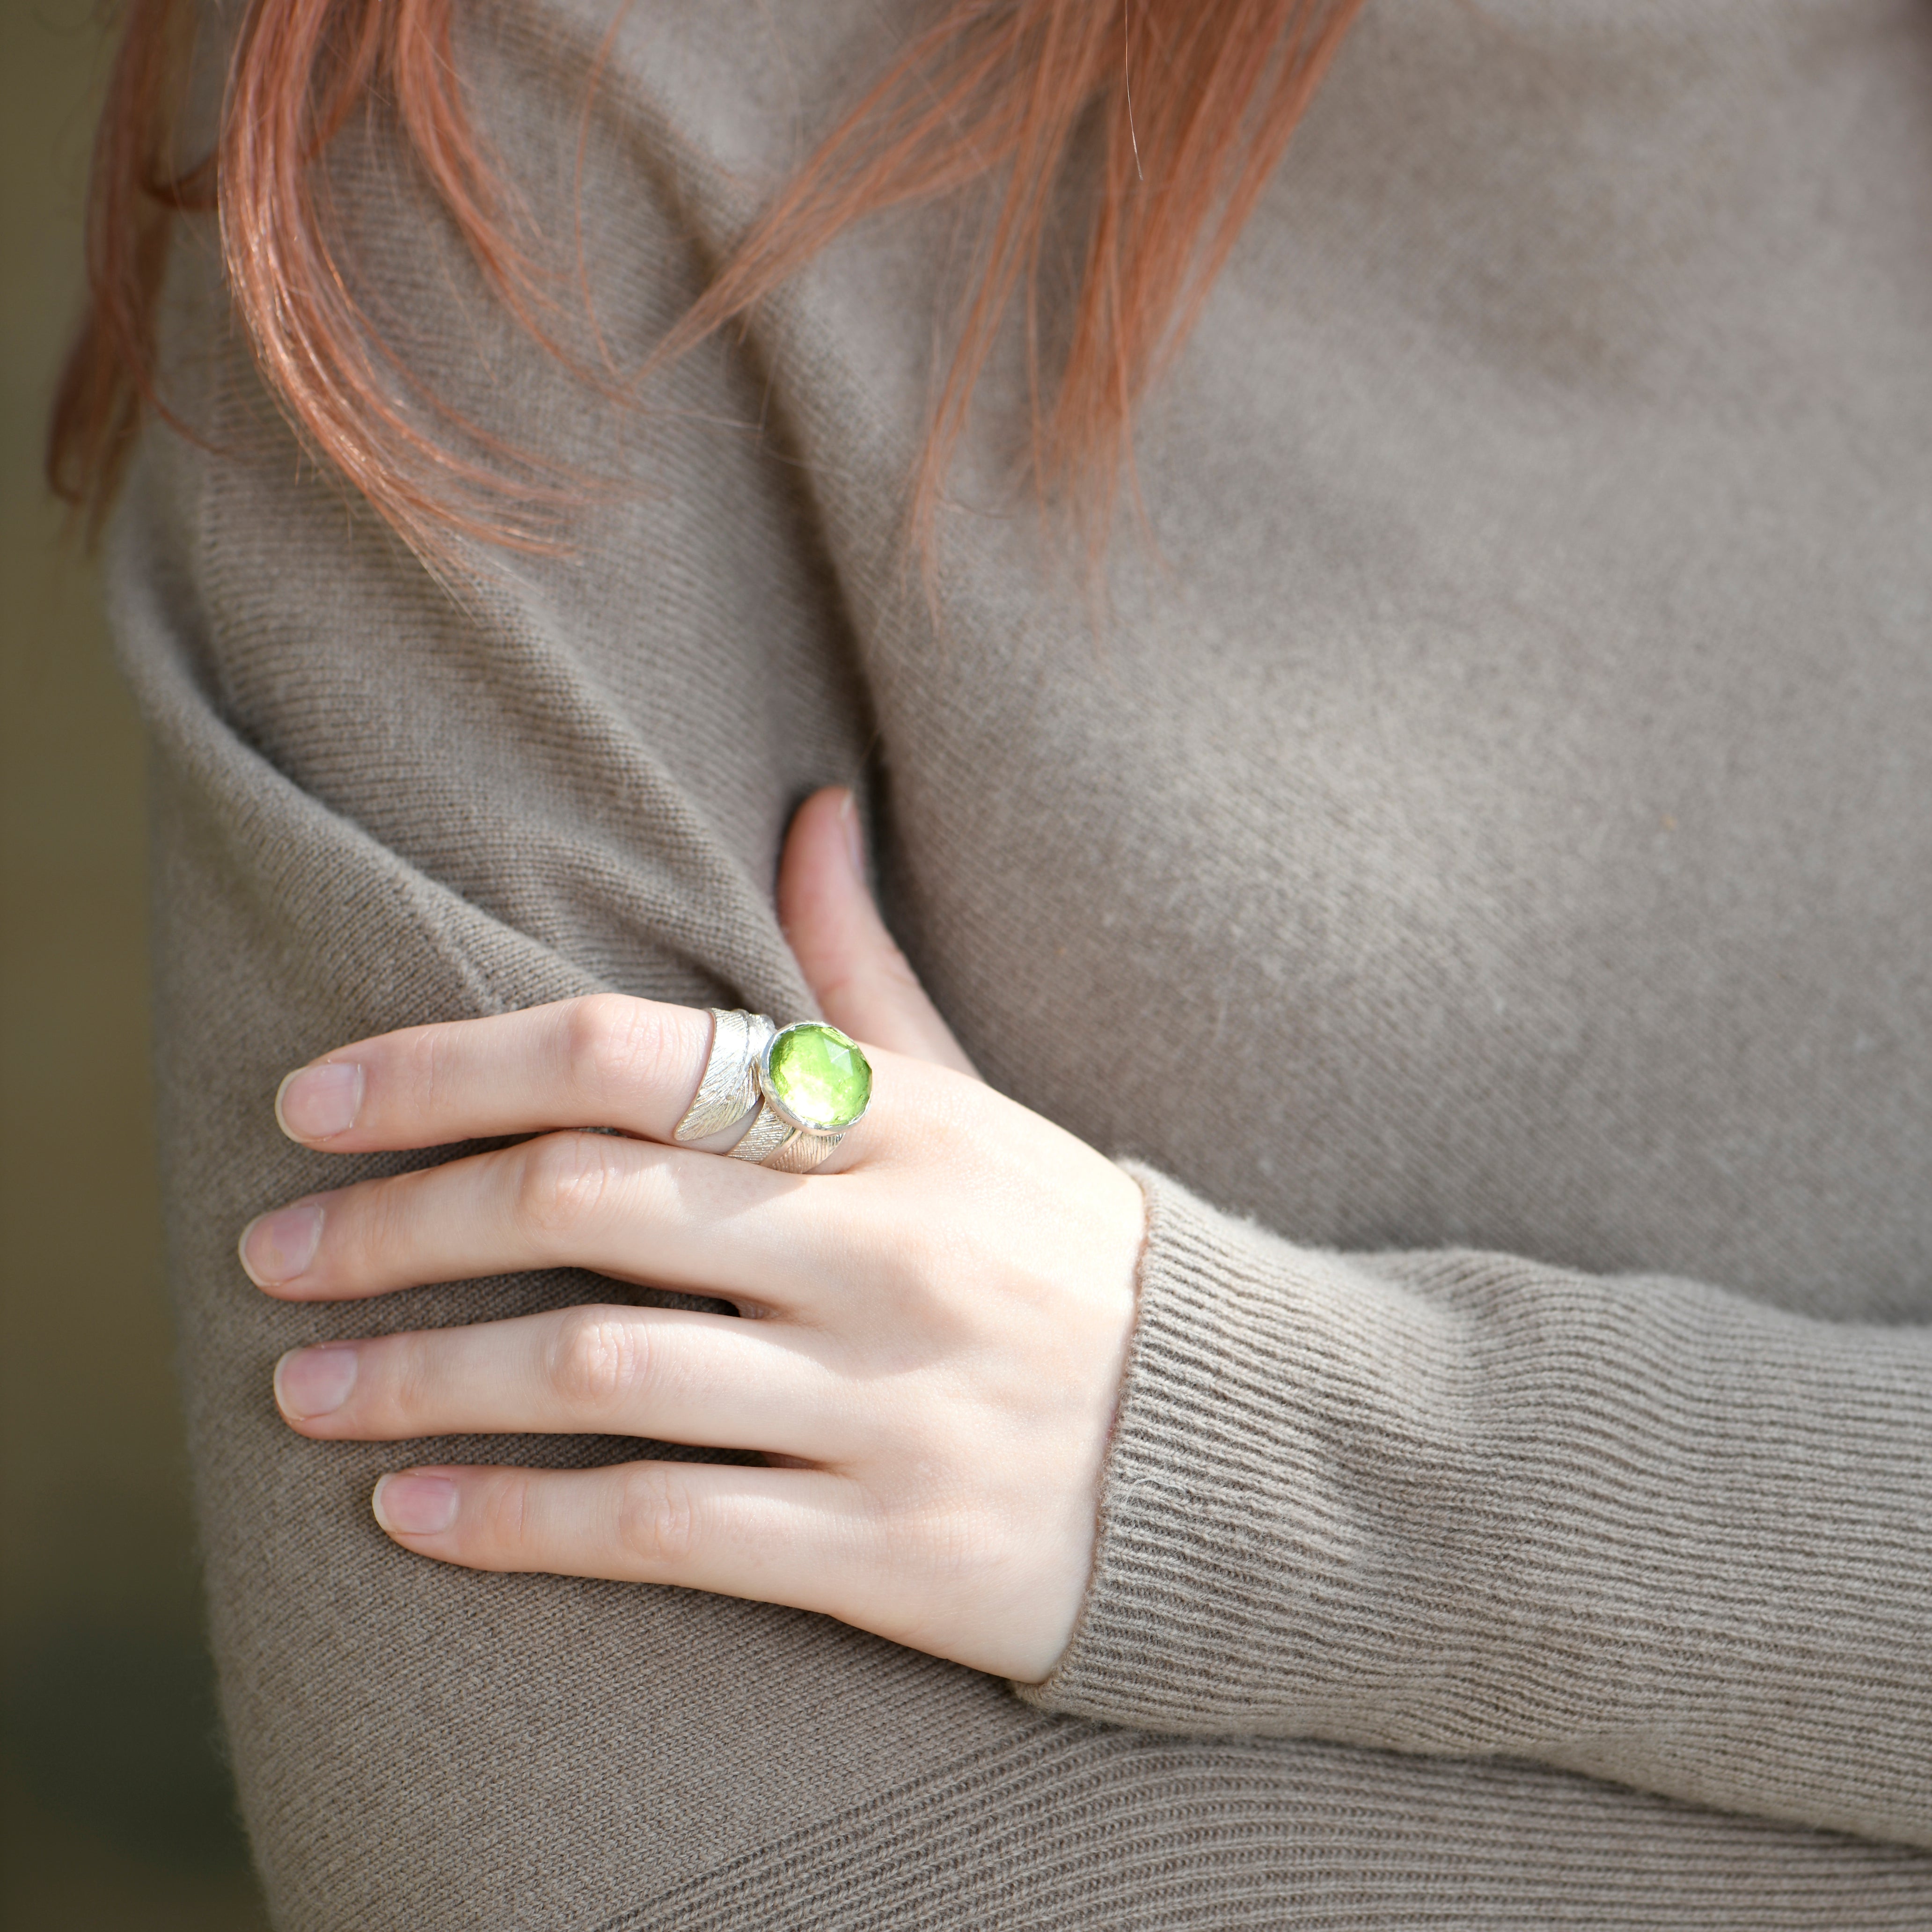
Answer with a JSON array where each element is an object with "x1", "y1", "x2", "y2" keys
[{"x1": 1023, "y1": 1166, "x2": 1932, "y2": 1846}]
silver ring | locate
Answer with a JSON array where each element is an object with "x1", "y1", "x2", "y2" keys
[
  {"x1": 674, "y1": 1009, "x2": 776, "y2": 1142},
  {"x1": 726, "y1": 1098, "x2": 819, "y2": 1170},
  {"x1": 726, "y1": 1021, "x2": 872, "y2": 1173}
]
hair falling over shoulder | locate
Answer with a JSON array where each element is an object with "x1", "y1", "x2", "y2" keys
[{"x1": 48, "y1": 0, "x2": 1364, "y2": 571}]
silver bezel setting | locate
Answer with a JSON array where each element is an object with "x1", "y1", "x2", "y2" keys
[{"x1": 754, "y1": 1021, "x2": 873, "y2": 1136}]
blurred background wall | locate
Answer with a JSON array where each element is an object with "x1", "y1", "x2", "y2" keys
[{"x1": 2, "y1": 3, "x2": 271, "y2": 1924}]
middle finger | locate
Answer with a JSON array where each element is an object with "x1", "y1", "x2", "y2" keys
[{"x1": 240, "y1": 1129, "x2": 861, "y2": 1310}]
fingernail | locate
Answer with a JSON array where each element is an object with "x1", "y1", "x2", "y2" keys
[
  {"x1": 275, "y1": 1344, "x2": 359, "y2": 1420},
  {"x1": 838, "y1": 790, "x2": 865, "y2": 878},
  {"x1": 373, "y1": 1474, "x2": 458, "y2": 1537},
  {"x1": 276, "y1": 1062, "x2": 364, "y2": 1140},
  {"x1": 239, "y1": 1202, "x2": 325, "y2": 1285}
]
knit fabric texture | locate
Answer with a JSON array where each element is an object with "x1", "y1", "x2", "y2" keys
[{"x1": 110, "y1": 0, "x2": 1931, "y2": 1923}]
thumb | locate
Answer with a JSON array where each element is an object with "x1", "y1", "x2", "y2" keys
[{"x1": 777, "y1": 788, "x2": 980, "y2": 1078}]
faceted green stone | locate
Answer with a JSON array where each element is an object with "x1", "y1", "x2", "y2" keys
[{"x1": 765, "y1": 1023, "x2": 871, "y2": 1131}]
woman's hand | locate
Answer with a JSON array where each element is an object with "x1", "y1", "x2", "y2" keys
[{"x1": 241, "y1": 789, "x2": 1145, "y2": 1683}]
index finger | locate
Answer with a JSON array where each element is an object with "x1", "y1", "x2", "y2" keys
[{"x1": 274, "y1": 995, "x2": 711, "y2": 1152}]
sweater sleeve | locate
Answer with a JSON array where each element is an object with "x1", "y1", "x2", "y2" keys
[
  {"x1": 111, "y1": 10, "x2": 1932, "y2": 1926},
  {"x1": 1018, "y1": 1164, "x2": 1932, "y2": 1849}
]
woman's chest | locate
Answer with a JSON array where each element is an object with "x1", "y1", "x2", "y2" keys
[
  {"x1": 879, "y1": 512, "x2": 1932, "y2": 1319},
  {"x1": 829, "y1": 0, "x2": 1932, "y2": 1313}
]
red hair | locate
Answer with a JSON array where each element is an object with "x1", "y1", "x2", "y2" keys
[{"x1": 48, "y1": 0, "x2": 1364, "y2": 568}]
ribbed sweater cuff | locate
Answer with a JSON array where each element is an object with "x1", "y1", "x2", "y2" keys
[
  {"x1": 1014, "y1": 1162, "x2": 1368, "y2": 1734},
  {"x1": 1012, "y1": 1166, "x2": 1932, "y2": 1849}
]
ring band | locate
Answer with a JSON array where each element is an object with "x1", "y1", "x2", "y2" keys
[
  {"x1": 674, "y1": 1009, "x2": 775, "y2": 1143},
  {"x1": 726, "y1": 1098, "x2": 839, "y2": 1172},
  {"x1": 725, "y1": 1020, "x2": 872, "y2": 1173}
]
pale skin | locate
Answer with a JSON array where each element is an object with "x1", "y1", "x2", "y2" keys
[{"x1": 241, "y1": 786, "x2": 1146, "y2": 1685}]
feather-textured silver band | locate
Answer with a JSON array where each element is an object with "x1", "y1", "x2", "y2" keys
[
  {"x1": 673, "y1": 1009, "x2": 775, "y2": 1143},
  {"x1": 726, "y1": 1098, "x2": 843, "y2": 1172}
]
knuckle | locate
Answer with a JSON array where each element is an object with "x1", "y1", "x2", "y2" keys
[
  {"x1": 513, "y1": 1132, "x2": 619, "y2": 1238},
  {"x1": 615, "y1": 1465, "x2": 699, "y2": 1568},
  {"x1": 546, "y1": 1305, "x2": 650, "y2": 1410},
  {"x1": 560, "y1": 995, "x2": 669, "y2": 1113},
  {"x1": 369, "y1": 1329, "x2": 438, "y2": 1430},
  {"x1": 349, "y1": 1172, "x2": 417, "y2": 1275},
  {"x1": 475, "y1": 1470, "x2": 534, "y2": 1561},
  {"x1": 415, "y1": 1025, "x2": 454, "y2": 1115},
  {"x1": 390, "y1": 1022, "x2": 456, "y2": 1122}
]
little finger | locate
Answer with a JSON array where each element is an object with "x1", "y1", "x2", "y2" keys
[{"x1": 372, "y1": 1459, "x2": 879, "y2": 1623}]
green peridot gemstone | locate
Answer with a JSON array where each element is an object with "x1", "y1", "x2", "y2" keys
[{"x1": 764, "y1": 1022, "x2": 871, "y2": 1132}]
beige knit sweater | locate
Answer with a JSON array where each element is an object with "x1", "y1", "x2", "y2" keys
[{"x1": 115, "y1": 0, "x2": 1932, "y2": 1923}]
